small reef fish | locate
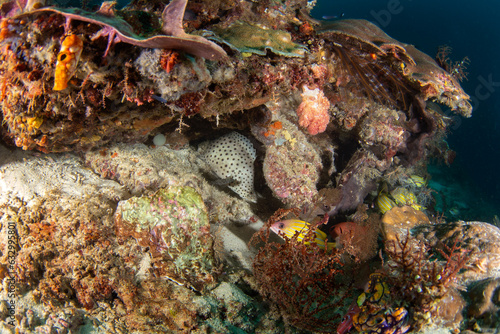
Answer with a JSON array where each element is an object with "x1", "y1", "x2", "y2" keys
[
  {"x1": 391, "y1": 187, "x2": 424, "y2": 211},
  {"x1": 376, "y1": 192, "x2": 396, "y2": 214},
  {"x1": 322, "y1": 13, "x2": 345, "y2": 20},
  {"x1": 405, "y1": 175, "x2": 427, "y2": 188},
  {"x1": 337, "y1": 302, "x2": 360, "y2": 334},
  {"x1": 376, "y1": 187, "x2": 424, "y2": 214},
  {"x1": 329, "y1": 221, "x2": 357, "y2": 239},
  {"x1": 270, "y1": 219, "x2": 336, "y2": 251},
  {"x1": 53, "y1": 34, "x2": 83, "y2": 91}
]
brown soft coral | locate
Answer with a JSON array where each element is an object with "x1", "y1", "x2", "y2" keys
[{"x1": 251, "y1": 210, "x2": 354, "y2": 331}]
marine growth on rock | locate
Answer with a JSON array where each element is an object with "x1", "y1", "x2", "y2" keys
[{"x1": 114, "y1": 186, "x2": 217, "y2": 291}]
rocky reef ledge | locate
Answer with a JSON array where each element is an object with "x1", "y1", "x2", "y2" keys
[{"x1": 1, "y1": 0, "x2": 495, "y2": 333}]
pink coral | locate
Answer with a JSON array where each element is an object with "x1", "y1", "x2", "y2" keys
[{"x1": 296, "y1": 86, "x2": 331, "y2": 135}]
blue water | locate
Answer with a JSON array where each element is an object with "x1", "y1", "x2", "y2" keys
[{"x1": 312, "y1": 0, "x2": 500, "y2": 220}]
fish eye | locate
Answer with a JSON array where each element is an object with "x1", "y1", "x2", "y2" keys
[{"x1": 278, "y1": 222, "x2": 284, "y2": 229}]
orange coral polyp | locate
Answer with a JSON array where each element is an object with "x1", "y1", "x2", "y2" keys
[
  {"x1": 270, "y1": 121, "x2": 282, "y2": 130},
  {"x1": 53, "y1": 34, "x2": 83, "y2": 91}
]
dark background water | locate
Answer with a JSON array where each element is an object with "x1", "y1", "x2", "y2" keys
[{"x1": 312, "y1": 0, "x2": 500, "y2": 220}]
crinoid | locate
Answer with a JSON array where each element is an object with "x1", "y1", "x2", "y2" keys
[
  {"x1": 319, "y1": 19, "x2": 417, "y2": 109},
  {"x1": 330, "y1": 40, "x2": 415, "y2": 109},
  {"x1": 435, "y1": 45, "x2": 470, "y2": 82},
  {"x1": 318, "y1": 19, "x2": 472, "y2": 117}
]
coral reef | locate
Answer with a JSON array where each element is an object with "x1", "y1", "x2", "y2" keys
[
  {"x1": 0, "y1": 0, "x2": 483, "y2": 332},
  {"x1": 0, "y1": 144, "x2": 268, "y2": 333}
]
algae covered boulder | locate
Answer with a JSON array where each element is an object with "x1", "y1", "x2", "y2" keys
[{"x1": 114, "y1": 186, "x2": 217, "y2": 291}]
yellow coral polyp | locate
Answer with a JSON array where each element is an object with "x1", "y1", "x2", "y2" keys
[
  {"x1": 26, "y1": 117, "x2": 43, "y2": 132},
  {"x1": 26, "y1": 116, "x2": 43, "y2": 130},
  {"x1": 53, "y1": 34, "x2": 83, "y2": 91}
]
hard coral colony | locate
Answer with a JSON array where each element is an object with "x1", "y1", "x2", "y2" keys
[{"x1": 0, "y1": 0, "x2": 490, "y2": 333}]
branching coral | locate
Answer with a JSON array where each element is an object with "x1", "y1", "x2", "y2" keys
[
  {"x1": 251, "y1": 210, "x2": 354, "y2": 332},
  {"x1": 383, "y1": 231, "x2": 471, "y2": 329}
]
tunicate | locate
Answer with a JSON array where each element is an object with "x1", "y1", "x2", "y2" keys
[{"x1": 153, "y1": 133, "x2": 166, "y2": 146}]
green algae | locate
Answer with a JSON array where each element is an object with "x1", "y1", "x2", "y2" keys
[{"x1": 115, "y1": 186, "x2": 216, "y2": 291}]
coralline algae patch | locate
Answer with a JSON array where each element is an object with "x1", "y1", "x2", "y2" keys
[
  {"x1": 114, "y1": 186, "x2": 217, "y2": 291},
  {"x1": 201, "y1": 132, "x2": 257, "y2": 203},
  {"x1": 262, "y1": 119, "x2": 322, "y2": 208}
]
